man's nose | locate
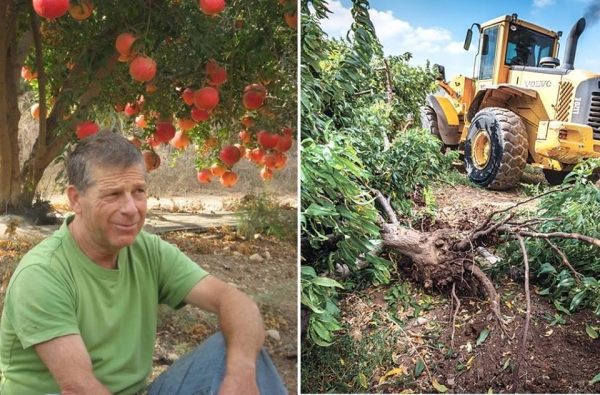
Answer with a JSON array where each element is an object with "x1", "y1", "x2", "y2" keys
[{"x1": 120, "y1": 193, "x2": 138, "y2": 214}]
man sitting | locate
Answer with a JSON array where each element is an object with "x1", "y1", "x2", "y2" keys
[{"x1": 0, "y1": 130, "x2": 287, "y2": 394}]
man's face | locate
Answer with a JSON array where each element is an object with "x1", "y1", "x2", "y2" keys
[{"x1": 71, "y1": 164, "x2": 147, "y2": 252}]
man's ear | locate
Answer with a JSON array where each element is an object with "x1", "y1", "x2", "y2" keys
[{"x1": 66, "y1": 185, "x2": 83, "y2": 214}]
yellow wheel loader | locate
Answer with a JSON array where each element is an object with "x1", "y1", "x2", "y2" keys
[{"x1": 420, "y1": 14, "x2": 600, "y2": 189}]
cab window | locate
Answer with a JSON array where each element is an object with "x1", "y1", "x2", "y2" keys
[
  {"x1": 505, "y1": 24, "x2": 555, "y2": 67},
  {"x1": 479, "y1": 25, "x2": 498, "y2": 80}
]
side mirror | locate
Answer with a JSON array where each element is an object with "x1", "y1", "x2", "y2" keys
[
  {"x1": 482, "y1": 34, "x2": 489, "y2": 56},
  {"x1": 433, "y1": 64, "x2": 446, "y2": 82},
  {"x1": 464, "y1": 29, "x2": 473, "y2": 51}
]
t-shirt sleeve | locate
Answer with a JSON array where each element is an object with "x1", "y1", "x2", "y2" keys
[
  {"x1": 5, "y1": 265, "x2": 80, "y2": 349},
  {"x1": 155, "y1": 238, "x2": 209, "y2": 309}
]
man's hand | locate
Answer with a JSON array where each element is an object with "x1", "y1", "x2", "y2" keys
[
  {"x1": 184, "y1": 276, "x2": 265, "y2": 394},
  {"x1": 218, "y1": 368, "x2": 259, "y2": 395}
]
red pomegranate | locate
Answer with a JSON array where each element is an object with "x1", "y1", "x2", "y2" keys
[
  {"x1": 242, "y1": 83, "x2": 267, "y2": 110},
  {"x1": 274, "y1": 135, "x2": 293, "y2": 152},
  {"x1": 181, "y1": 88, "x2": 195, "y2": 105},
  {"x1": 69, "y1": 0, "x2": 94, "y2": 20},
  {"x1": 260, "y1": 167, "x2": 274, "y2": 180},
  {"x1": 199, "y1": 0, "x2": 225, "y2": 15},
  {"x1": 33, "y1": 0, "x2": 70, "y2": 19},
  {"x1": 208, "y1": 67, "x2": 227, "y2": 86},
  {"x1": 196, "y1": 169, "x2": 213, "y2": 183},
  {"x1": 194, "y1": 87, "x2": 219, "y2": 111},
  {"x1": 154, "y1": 122, "x2": 176, "y2": 143},
  {"x1": 76, "y1": 121, "x2": 99, "y2": 139},
  {"x1": 115, "y1": 32, "x2": 137, "y2": 56},
  {"x1": 129, "y1": 56, "x2": 157, "y2": 82},
  {"x1": 177, "y1": 118, "x2": 196, "y2": 131},
  {"x1": 142, "y1": 150, "x2": 161, "y2": 171},
  {"x1": 219, "y1": 145, "x2": 241, "y2": 167},
  {"x1": 257, "y1": 130, "x2": 279, "y2": 149},
  {"x1": 220, "y1": 171, "x2": 238, "y2": 187},
  {"x1": 191, "y1": 107, "x2": 211, "y2": 122}
]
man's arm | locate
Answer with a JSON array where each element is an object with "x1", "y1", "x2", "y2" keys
[
  {"x1": 34, "y1": 334, "x2": 112, "y2": 395},
  {"x1": 184, "y1": 275, "x2": 265, "y2": 395}
]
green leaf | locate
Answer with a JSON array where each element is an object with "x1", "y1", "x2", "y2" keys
[
  {"x1": 553, "y1": 300, "x2": 571, "y2": 315},
  {"x1": 304, "y1": 203, "x2": 338, "y2": 217},
  {"x1": 476, "y1": 329, "x2": 490, "y2": 346},
  {"x1": 586, "y1": 325, "x2": 599, "y2": 339},
  {"x1": 432, "y1": 378, "x2": 448, "y2": 393},
  {"x1": 538, "y1": 262, "x2": 557, "y2": 275},
  {"x1": 414, "y1": 358, "x2": 425, "y2": 377},
  {"x1": 311, "y1": 277, "x2": 345, "y2": 288},
  {"x1": 590, "y1": 372, "x2": 600, "y2": 385},
  {"x1": 358, "y1": 372, "x2": 368, "y2": 388},
  {"x1": 570, "y1": 290, "x2": 587, "y2": 311}
]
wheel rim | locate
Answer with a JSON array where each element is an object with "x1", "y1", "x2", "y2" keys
[{"x1": 472, "y1": 129, "x2": 491, "y2": 170}]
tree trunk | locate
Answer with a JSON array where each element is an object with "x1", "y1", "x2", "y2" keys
[
  {"x1": 381, "y1": 222, "x2": 465, "y2": 289},
  {"x1": 0, "y1": 6, "x2": 118, "y2": 215},
  {"x1": 0, "y1": 1, "x2": 25, "y2": 213}
]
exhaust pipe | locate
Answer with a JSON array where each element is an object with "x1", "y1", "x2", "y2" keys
[{"x1": 561, "y1": 17, "x2": 586, "y2": 70}]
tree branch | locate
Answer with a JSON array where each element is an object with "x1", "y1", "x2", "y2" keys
[
  {"x1": 540, "y1": 235, "x2": 582, "y2": 282},
  {"x1": 513, "y1": 234, "x2": 532, "y2": 390},
  {"x1": 30, "y1": 12, "x2": 47, "y2": 157},
  {"x1": 373, "y1": 188, "x2": 398, "y2": 224}
]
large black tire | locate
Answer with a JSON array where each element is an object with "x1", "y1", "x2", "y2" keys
[
  {"x1": 543, "y1": 169, "x2": 568, "y2": 186},
  {"x1": 420, "y1": 105, "x2": 445, "y2": 152},
  {"x1": 420, "y1": 105, "x2": 441, "y2": 138},
  {"x1": 464, "y1": 107, "x2": 528, "y2": 190}
]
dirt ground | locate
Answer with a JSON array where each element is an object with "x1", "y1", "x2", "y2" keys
[
  {"x1": 302, "y1": 181, "x2": 600, "y2": 394},
  {"x1": 150, "y1": 217, "x2": 298, "y2": 394}
]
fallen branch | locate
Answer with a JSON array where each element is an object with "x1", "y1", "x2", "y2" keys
[
  {"x1": 469, "y1": 186, "x2": 570, "y2": 237},
  {"x1": 514, "y1": 229, "x2": 600, "y2": 248},
  {"x1": 450, "y1": 282, "x2": 460, "y2": 349},
  {"x1": 540, "y1": 236, "x2": 582, "y2": 282},
  {"x1": 373, "y1": 188, "x2": 398, "y2": 224},
  {"x1": 513, "y1": 234, "x2": 532, "y2": 390}
]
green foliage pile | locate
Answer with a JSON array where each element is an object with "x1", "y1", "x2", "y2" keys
[
  {"x1": 301, "y1": 0, "x2": 451, "y2": 346},
  {"x1": 500, "y1": 159, "x2": 600, "y2": 314}
]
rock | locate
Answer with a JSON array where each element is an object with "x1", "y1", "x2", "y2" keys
[
  {"x1": 447, "y1": 376, "x2": 455, "y2": 387},
  {"x1": 416, "y1": 317, "x2": 428, "y2": 325},
  {"x1": 264, "y1": 251, "x2": 271, "y2": 260},
  {"x1": 167, "y1": 353, "x2": 178, "y2": 362},
  {"x1": 266, "y1": 329, "x2": 281, "y2": 341},
  {"x1": 222, "y1": 263, "x2": 231, "y2": 270},
  {"x1": 232, "y1": 251, "x2": 243, "y2": 257},
  {"x1": 253, "y1": 233, "x2": 262, "y2": 240},
  {"x1": 249, "y1": 253, "x2": 263, "y2": 262}
]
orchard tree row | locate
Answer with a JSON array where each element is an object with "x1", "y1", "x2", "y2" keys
[{"x1": 0, "y1": 0, "x2": 297, "y2": 214}]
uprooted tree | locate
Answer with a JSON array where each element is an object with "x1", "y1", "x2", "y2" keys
[
  {"x1": 300, "y1": 0, "x2": 600, "y2": 387},
  {"x1": 0, "y1": 0, "x2": 297, "y2": 215}
]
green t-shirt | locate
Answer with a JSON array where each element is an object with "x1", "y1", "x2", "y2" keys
[{"x1": 0, "y1": 217, "x2": 208, "y2": 394}]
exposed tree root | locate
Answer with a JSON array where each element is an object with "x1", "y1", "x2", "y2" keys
[{"x1": 304, "y1": 186, "x2": 600, "y2": 389}]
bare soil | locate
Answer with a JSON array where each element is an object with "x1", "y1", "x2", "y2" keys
[{"x1": 152, "y1": 226, "x2": 298, "y2": 394}]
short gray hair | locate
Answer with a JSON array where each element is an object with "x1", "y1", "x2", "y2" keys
[{"x1": 67, "y1": 129, "x2": 145, "y2": 193}]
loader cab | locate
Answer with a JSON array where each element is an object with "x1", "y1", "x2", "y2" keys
[{"x1": 465, "y1": 15, "x2": 560, "y2": 89}]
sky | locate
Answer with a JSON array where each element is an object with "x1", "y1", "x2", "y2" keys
[{"x1": 318, "y1": 0, "x2": 600, "y2": 78}]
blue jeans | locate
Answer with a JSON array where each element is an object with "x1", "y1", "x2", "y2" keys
[{"x1": 146, "y1": 332, "x2": 288, "y2": 395}]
